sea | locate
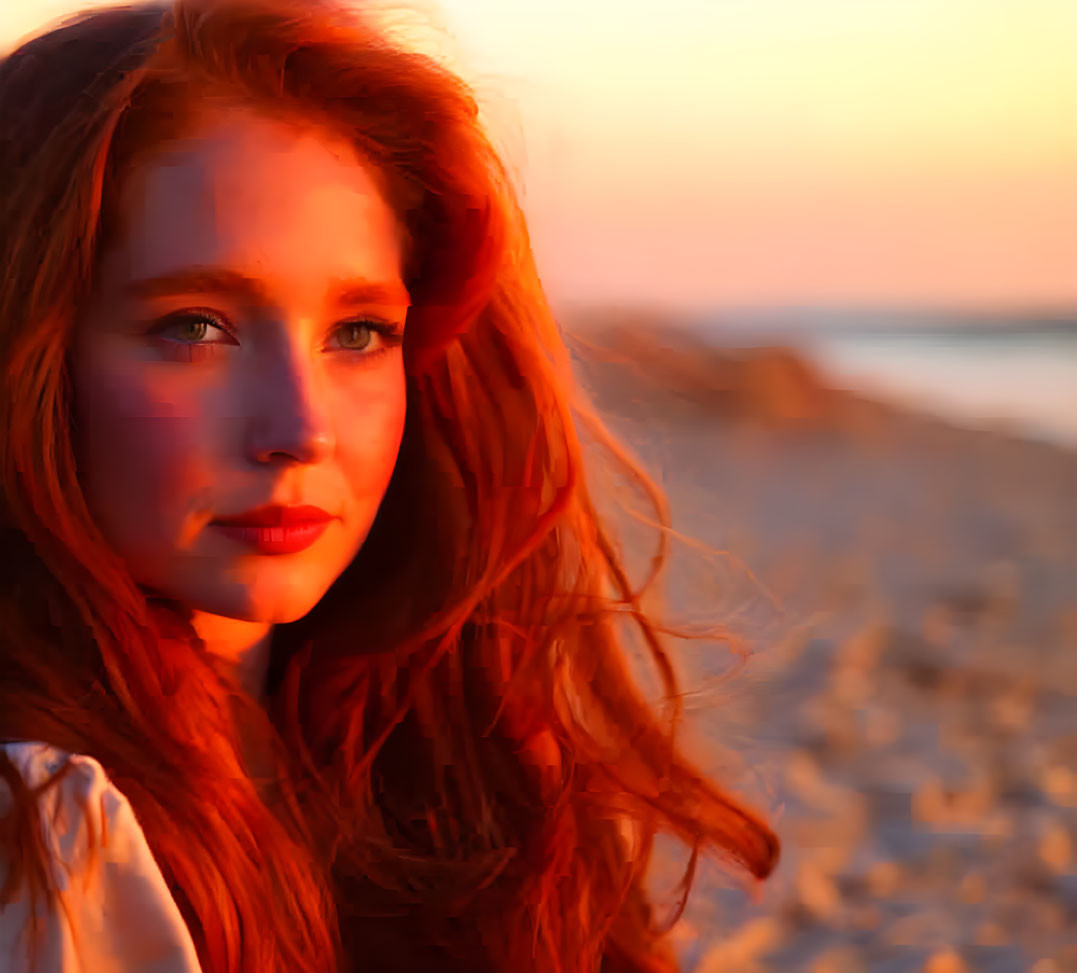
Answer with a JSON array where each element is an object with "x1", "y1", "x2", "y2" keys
[{"x1": 691, "y1": 309, "x2": 1077, "y2": 451}]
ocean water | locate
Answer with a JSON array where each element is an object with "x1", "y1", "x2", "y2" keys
[{"x1": 699, "y1": 312, "x2": 1077, "y2": 450}]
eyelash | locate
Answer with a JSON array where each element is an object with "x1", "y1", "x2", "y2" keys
[{"x1": 150, "y1": 309, "x2": 405, "y2": 363}]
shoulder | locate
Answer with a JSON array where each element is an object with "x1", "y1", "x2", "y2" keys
[
  {"x1": 1, "y1": 741, "x2": 138, "y2": 896},
  {"x1": 0, "y1": 740, "x2": 204, "y2": 972}
]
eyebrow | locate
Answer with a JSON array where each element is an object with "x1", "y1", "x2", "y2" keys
[{"x1": 124, "y1": 266, "x2": 411, "y2": 308}]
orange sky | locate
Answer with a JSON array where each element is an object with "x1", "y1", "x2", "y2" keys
[{"x1": 7, "y1": 0, "x2": 1076, "y2": 311}]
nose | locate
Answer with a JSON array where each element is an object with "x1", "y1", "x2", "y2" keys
[{"x1": 243, "y1": 349, "x2": 335, "y2": 466}]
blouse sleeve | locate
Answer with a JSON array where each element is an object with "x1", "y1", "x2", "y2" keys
[{"x1": 0, "y1": 741, "x2": 204, "y2": 973}]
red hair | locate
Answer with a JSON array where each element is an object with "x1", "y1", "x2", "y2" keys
[{"x1": 0, "y1": 2, "x2": 779, "y2": 971}]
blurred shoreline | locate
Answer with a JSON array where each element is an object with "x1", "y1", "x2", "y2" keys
[{"x1": 562, "y1": 304, "x2": 1077, "y2": 452}]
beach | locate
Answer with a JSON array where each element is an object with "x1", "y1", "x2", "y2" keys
[{"x1": 564, "y1": 311, "x2": 1077, "y2": 972}]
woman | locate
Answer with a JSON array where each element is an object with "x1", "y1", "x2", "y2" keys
[{"x1": 0, "y1": 1, "x2": 779, "y2": 971}]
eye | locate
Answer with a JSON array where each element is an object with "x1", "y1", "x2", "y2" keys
[
  {"x1": 331, "y1": 318, "x2": 404, "y2": 353},
  {"x1": 157, "y1": 311, "x2": 234, "y2": 344},
  {"x1": 149, "y1": 311, "x2": 404, "y2": 362},
  {"x1": 149, "y1": 310, "x2": 236, "y2": 361}
]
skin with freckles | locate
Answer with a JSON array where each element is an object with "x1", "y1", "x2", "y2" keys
[{"x1": 69, "y1": 105, "x2": 410, "y2": 701}]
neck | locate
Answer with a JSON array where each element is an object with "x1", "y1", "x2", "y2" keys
[
  {"x1": 188, "y1": 612, "x2": 274, "y2": 701},
  {"x1": 187, "y1": 612, "x2": 280, "y2": 791}
]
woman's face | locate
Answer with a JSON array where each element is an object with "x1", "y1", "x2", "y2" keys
[{"x1": 70, "y1": 106, "x2": 410, "y2": 628}]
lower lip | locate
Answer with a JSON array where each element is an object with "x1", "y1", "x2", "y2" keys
[{"x1": 210, "y1": 520, "x2": 331, "y2": 554}]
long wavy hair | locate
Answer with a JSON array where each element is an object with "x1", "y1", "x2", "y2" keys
[{"x1": 0, "y1": 1, "x2": 779, "y2": 971}]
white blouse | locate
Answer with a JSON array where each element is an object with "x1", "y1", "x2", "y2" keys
[{"x1": 0, "y1": 741, "x2": 203, "y2": 972}]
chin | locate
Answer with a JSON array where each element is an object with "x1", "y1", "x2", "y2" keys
[
  {"x1": 149, "y1": 566, "x2": 329, "y2": 625},
  {"x1": 202, "y1": 588, "x2": 326, "y2": 625}
]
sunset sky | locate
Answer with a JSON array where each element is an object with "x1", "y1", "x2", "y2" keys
[{"x1": 5, "y1": 0, "x2": 1075, "y2": 312}]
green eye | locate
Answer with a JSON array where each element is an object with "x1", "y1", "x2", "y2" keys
[
  {"x1": 333, "y1": 319, "x2": 405, "y2": 357},
  {"x1": 175, "y1": 319, "x2": 211, "y2": 341},
  {"x1": 337, "y1": 322, "x2": 374, "y2": 350}
]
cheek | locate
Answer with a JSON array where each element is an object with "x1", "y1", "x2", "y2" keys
[
  {"x1": 335, "y1": 369, "x2": 407, "y2": 500},
  {"x1": 72, "y1": 366, "x2": 216, "y2": 549}
]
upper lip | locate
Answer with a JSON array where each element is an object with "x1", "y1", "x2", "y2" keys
[{"x1": 212, "y1": 504, "x2": 334, "y2": 527}]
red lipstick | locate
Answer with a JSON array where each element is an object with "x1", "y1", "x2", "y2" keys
[{"x1": 211, "y1": 504, "x2": 334, "y2": 555}]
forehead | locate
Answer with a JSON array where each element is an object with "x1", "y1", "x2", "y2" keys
[{"x1": 98, "y1": 107, "x2": 406, "y2": 291}]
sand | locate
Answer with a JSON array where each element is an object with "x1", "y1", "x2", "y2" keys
[{"x1": 564, "y1": 313, "x2": 1077, "y2": 972}]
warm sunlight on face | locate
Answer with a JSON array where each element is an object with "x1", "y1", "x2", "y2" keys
[{"x1": 70, "y1": 107, "x2": 409, "y2": 651}]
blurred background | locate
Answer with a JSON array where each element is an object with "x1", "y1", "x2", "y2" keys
[{"x1": 4, "y1": 1, "x2": 1076, "y2": 969}]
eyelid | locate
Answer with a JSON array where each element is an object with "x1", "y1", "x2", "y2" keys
[{"x1": 342, "y1": 314, "x2": 404, "y2": 335}]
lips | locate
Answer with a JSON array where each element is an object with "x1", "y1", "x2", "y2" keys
[
  {"x1": 212, "y1": 504, "x2": 333, "y2": 528},
  {"x1": 211, "y1": 520, "x2": 332, "y2": 555}
]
